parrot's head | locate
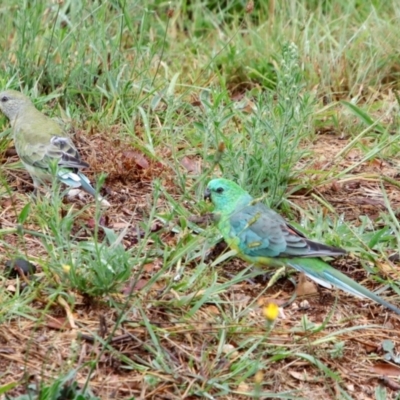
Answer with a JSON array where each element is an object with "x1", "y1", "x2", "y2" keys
[
  {"x1": 205, "y1": 178, "x2": 251, "y2": 212},
  {"x1": 0, "y1": 90, "x2": 33, "y2": 121}
]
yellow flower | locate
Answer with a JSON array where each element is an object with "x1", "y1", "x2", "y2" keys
[
  {"x1": 263, "y1": 303, "x2": 279, "y2": 322},
  {"x1": 254, "y1": 370, "x2": 264, "y2": 384},
  {"x1": 62, "y1": 264, "x2": 71, "y2": 273}
]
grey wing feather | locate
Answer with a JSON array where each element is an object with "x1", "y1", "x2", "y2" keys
[
  {"x1": 229, "y1": 203, "x2": 292, "y2": 257},
  {"x1": 30, "y1": 136, "x2": 89, "y2": 170},
  {"x1": 49, "y1": 136, "x2": 89, "y2": 169},
  {"x1": 230, "y1": 201, "x2": 345, "y2": 258}
]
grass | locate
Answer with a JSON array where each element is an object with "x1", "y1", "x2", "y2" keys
[{"x1": 1, "y1": 0, "x2": 400, "y2": 398}]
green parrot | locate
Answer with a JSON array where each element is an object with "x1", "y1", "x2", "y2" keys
[
  {"x1": 205, "y1": 178, "x2": 400, "y2": 315},
  {"x1": 0, "y1": 89, "x2": 109, "y2": 206}
]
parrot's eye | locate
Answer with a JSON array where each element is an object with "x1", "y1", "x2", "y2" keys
[
  {"x1": 0, "y1": 96, "x2": 9, "y2": 103},
  {"x1": 216, "y1": 187, "x2": 224, "y2": 194}
]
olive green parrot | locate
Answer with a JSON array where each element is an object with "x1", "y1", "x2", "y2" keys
[{"x1": 0, "y1": 89, "x2": 109, "y2": 206}]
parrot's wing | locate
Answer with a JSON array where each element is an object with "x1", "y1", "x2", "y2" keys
[
  {"x1": 47, "y1": 136, "x2": 89, "y2": 169},
  {"x1": 21, "y1": 135, "x2": 89, "y2": 171},
  {"x1": 230, "y1": 202, "x2": 345, "y2": 258}
]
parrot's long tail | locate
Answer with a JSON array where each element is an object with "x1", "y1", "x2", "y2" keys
[
  {"x1": 58, "y1": 170, "x2": 110, "y2": 206},
  {"x1": 288, "y1": 257, "x2": 400, "y2": 315},
  {"x1": 76, "y1": 172, "x2": 96, "y2": 196}
]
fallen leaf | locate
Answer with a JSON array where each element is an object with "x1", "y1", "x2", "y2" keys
[
  {"x1": 346, "y1": 149, "x2": 361, "y2": 160},
  {"x1": 375, "y1": 260, "x2": 397, "y2": 278},
  {"x1": 368, "y1": 158, "x2": 384, "y2": 169},
  {"x1": 237, "y1": 383, "x2": 251, "y2": 393},
  {"x1": 122, "y1": 278, "x2": 152, "y2": 294},
  {"x1": 258, "y1": 296, "x2": 287, "y2": 307},
  {"x1": 150, "y1": 221, "x2": 164, "y2": 232},
  {"x1": 372, "y1": 362, "x2": 400, "y2": 376},
  {"x1": 345, "y1": 384, "x2": 355, "y2": 392},
  {"x1": 330, "y1": 181, "x2": 341, "y2": 192},
  {"x1": 58, "y1": 295, "x2": 77, "y2": 329},
  {"x1": 85, "y1": 216, "x2": 109, "y2": 230},
  {"x1": 230, "y1": 293, "x2": 251, "y2": 306},
  {"x1": 112, "y1": 222, "x2": 129, "y2": 230},
  {"x1": 288, "y1": 371, "x2": 308, "y2": 381},
  {"x1": 86, "y1": 218, "x2": 96, "y2": 229},
  {"x1": 143, "y1": 261, "x2": 161, "y2": 273},
  {"x1": 296, "y1": 273, "x2": 318, "y2": 296},
  {"x1": 289, "y1": 370, "x2": 324, "y2": 382},
  {"x1": 122, "y1": 150, "x2": 149, "y2": 170},
  {"x1": 231, "y1": 93, "x2": 244, "y2": 102},
  {"x1": 1, "y1": 198, "x2": 13, "y2": 208},
  {"x1": 181, "y1": 156, "x2": 200, "y2": 174},
  {"x1": 204, "y1": 305, "x2": 220, "y2": 315},
  {"x1": 191, "y1": 98, "x2": 202, "y2": 107},
  {"x1": 45, "y1": 316, "x2": 71, "y2": 330},
  {"x1": 6, "y1": 284, "x2": 16, "y2": 293},
  {"x1": 379, "y1": 376, "x2": 400, "y2": 390},
  {"x1": 222, "y1": 344, "x2": 239, "y2": 358}
]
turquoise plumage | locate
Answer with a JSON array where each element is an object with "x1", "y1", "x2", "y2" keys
[{"x1": 205, "y1": 178, "x2": 400, "y2": 315}]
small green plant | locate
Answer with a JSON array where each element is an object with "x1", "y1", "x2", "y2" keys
[
  {"x1": 327, "y1": 341, "x2": 345, "y2": 360},
  {"x1": 25, "y1": 176, "x2": 147, "y2": 298},
  {"x1": 6, "y1": 369, "x2": 99, "y2": 400},
  {"x1": 59, "y1": 226, "x2": 135, "y2": 297},
  {"x1": 382, "y1": 339, "x2": 400, "y2": 364},
  {"x1": 197, "y1": 42, "x2": 315, "y2": 206}
]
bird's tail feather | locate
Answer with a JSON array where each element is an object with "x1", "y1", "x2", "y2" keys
[
  {"x1": 76, "y1": 172, "x2": 96, "y2": 197},
  {"x1": 77, "y1": 172, "x2": 110, "y2": 206},
  {"x1": 288, "y1": 257, "x2": 400, "y2": 315},
  {"x1": 58, "y1": 170, "x2": 96, "y2": 195},
  {"x1": 58, "y1": 170, "x2": 110, "y2": 206}
]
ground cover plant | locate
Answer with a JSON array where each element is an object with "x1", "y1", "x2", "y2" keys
[{"x1": 1, "y1": 0, "x2": 400, "y2": 398}]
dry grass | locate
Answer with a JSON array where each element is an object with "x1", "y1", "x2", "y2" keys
[
  {"x1": 1, "y1": 129, "x2": 400, "y2": 399},
  {"x1": 2, "y1": 1, "x2": 400, "y2": 398}
]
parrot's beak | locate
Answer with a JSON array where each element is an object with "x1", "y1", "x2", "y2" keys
[{"x1": 204, "y1": 188, "x2": 211, "y2": 200}]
